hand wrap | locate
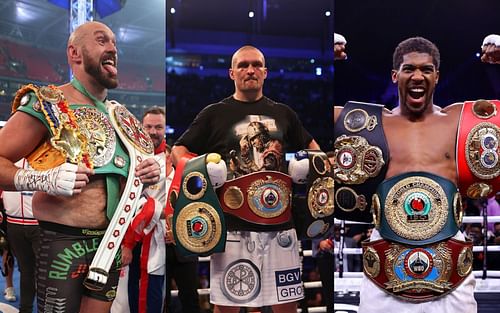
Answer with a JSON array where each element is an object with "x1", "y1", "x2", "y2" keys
[{"x1": 14, "y1": 163, "x2": 78, "y2": 196}]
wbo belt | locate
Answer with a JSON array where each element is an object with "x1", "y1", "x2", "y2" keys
[
  {"x1": 333, "y1": 101, "x2": 389, "y2": 223},
  {"x1": 373, "y1": 172, "x2": 463, "y2": 246},
  {"x1": 457, "y1": 99, "x2": 500, "y2": 199},
  {"x1": 218, "y1": 171, "x2": 292, "y2": 227},
  {"x1": 292, "y1": 150, "x2": 335, "y2": 239},
  {"x1": 362, "y1": 238, "x2": 473, "y2": 302}
]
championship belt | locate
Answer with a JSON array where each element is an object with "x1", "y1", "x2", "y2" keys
[
  {"x1": 219, "y1": 171, "x2": 292, "y2": 227},
  {"x1": 173, "y1": 154, "x2": 226, "y2": 257},
  {"x1": 457, "y1": 99, "x2": 500, "y2": 199},
  {"x1": 12, "y1": 84, "x2": 92, "y2": 169},
  {"x1": 374, "y1": 172, "x2": 463, "y2": 246},
  {"x1": 165, "y1": 155, "x2": 193, "y2": 244},
  {"x1": 333, "y1": 101, "x2": 389, "y2": 222},
  {"x1": 362, "y1": 238, "x2": 473, "y2": 302},
  {"x1": 84, "y1": 100, "x2": 154, "y2": 290},
  {"x1": 292, "y1": 150, "x2": 334, "y2": 239}
]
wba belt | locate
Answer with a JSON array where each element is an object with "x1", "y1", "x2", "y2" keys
[
  {"x1": 173, "y1": 154, "x2": 226, "y2": 257},
  {"x1": 362, "y1": 238, "x2": 473, "y2": 302},
  {"x1": 218, "y1": 171, "x2": 292, "y2": 228},
  {"x1": 457, "y1": 99, "x2": 500, "y2": 199},
  {"x1": 333, "y1": 101, "x2": 389, "y2": 223},
  {"x1": 374, "y1": 172, "x2": 463, "y2": 246}
]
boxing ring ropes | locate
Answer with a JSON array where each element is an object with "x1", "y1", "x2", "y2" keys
[{"x1": 170, "y1": 215, "x2": 500, "y2": 313}]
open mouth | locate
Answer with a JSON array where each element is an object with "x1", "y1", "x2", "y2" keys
[
  {"x1": 408, "y1": 87, "x2": 425, "y2": 99},
  {"x1": 102, "y1": 56, "x2": 117, "y2": 76}
]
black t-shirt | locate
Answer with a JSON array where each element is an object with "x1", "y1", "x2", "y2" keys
[{"x1": 175, "y1": 95, "x2": 313, "y2": 231}]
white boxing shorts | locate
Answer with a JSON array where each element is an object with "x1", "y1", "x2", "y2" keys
[{"x1": 210, "y1": 229, "x2": 303, "y2": 307}]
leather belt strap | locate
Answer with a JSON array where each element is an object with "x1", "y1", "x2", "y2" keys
[
  {"x1": 218, "y1": 171, "x2": 292, "y2": 226},
  {"x1": 457, "y1": 99, "x2": 500, "y2": 199},
  {"x1": 362, "y1": 238, "x2": 473, "y2": 302},
  {"x1": 84, "y1": 100, "x2": 154, "y2": 290},
  {"x1": 173, "y1": 154, "x2": 226, "y2": 256},
  {"x1": 375, "y1": 172, "x2": 462, "y2": 246},
  {"x1": 333, "y1": 101, "x2": 389, "y2": 223}
]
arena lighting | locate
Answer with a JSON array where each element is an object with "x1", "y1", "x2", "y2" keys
[
  {"x1": 248, "y1": 11, "x2": 255, "y2": 18},
  {"x1": 166, "y1": 125, "x2": 175, "y2": 135},
  {"x1": 476, "y1": 52, "x2": 481, "y2": 58},
  {"x1": 315, "y1": 67, "x2": 322, "y2": 76},
  {"x1": 49, "y1": 0, "x2": 126, "y2": 18},
  {"x1": 15, "y1": 3, "x2": 36, "y2": 22},
  {"x1": 310, "y1": 58, "x2": 315, "y2": 64},
  {"x1": 325, "y1": 10, "x2": 331, "y2": 17},
  {"x1": 170, "y1": 7, "x2": 176, "y2": 14}
]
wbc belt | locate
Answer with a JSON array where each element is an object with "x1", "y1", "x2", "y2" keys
[
  {"x1": 218, "y1": 171, "x2": 292, "y2": 227},
  {"x1": 362, "y1": 238, "x2": 473, "y2": 302},
  {"x1": 457, "y1": 99, "x2": 500, "y2": 199},
  {"x1": 373, "y1": 172, "x2": 463, "y2": 246},
  {"x1": 333, "y1": 101, "x2": 389, "y2": 223}
]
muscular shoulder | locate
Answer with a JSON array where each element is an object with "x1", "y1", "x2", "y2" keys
[
  {"x1": 441, "y1": 102, "x2": 463, "y2": 114},
  {"x1": 441, "y1": 102, "x2": 463, "y2": 120}
]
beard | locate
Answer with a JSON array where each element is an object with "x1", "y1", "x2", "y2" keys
[{"x1": 82, "y1": 47, "x2": 118, "y2": 89}]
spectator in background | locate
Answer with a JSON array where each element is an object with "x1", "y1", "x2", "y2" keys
[
  {"x1": 0, "y1": 191, "x2": 16, "y2": 303},
  {"x1": 2, "y1": 159, "x2": 39, "y2": 312}
]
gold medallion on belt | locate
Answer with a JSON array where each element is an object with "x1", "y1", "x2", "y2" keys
[
  {"x1": 363, "y1": 246, "x2": 381, "y2": 278},
  {"x1": 344, "y1": 108, "x2": 378, "y2": 132},
  {"x1": 385, "y1": 176, "x2": 448, "y2": 241},
  {"x1": 307, "y1": 177, "x2": 334, "y2": 218},
  {"x1": 74, "y1": 107, "x2": 116, "y2": 167},
  {"x1": 465, "y1": 122, "x2": 500, "y2": 180},
  {"x1": 247, "y1": 175, "x2": 290, "y2": 218},
  {"x1": 334, "y1": 135, "x2": 384, "y2": 184},
  {"x1": 175, "y1": 202, "x2": 222, "y2": 254},
  {"x1": 385, "y1": 242, "x2": 453, "y2": 293}
]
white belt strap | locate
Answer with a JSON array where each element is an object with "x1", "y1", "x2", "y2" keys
[{"x1": 84, "y1": 100, "x2": 154, "y2": 290}]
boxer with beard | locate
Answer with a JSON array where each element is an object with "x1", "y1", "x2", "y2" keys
[{"x1": 0, "y1": 21, "x2": 161, "y2": 313}]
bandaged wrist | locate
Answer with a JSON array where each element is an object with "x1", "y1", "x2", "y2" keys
[
  {"x1": 14, "y1": 168, "x2": 58, "y2": 193},
  {"x1": 482, "y1": 34, "x2": 500, "y2": 47},
  {"x1": 13, "y1": 163, "x2": 77, "y2": 196}
]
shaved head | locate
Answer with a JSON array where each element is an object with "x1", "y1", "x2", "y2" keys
[
  {"x1": 68, "y1": 21, "x2": 113, "y2": 48},
  {"x1": 231, "y1": 45, "x2": 265, "y2": 68}
]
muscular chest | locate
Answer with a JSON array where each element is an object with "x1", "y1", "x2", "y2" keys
[{"x1": 383, "y1": 115, "x2": 457, "y2": 171}]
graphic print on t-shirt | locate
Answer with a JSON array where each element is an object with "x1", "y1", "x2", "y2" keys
[{"x1": 229, "y1": 115, "x2": 284, "y2": 177}]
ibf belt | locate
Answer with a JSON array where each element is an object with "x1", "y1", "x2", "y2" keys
[
  {"x1": 173, "y1": 154, "x2": 226, "y2": 257},
  {"x1": 84, "y1": 100, "x2": 154, "y2": 290},
  {"x1": 374, "y1": 172, "x2": 462, "y2": 246},
  {"x1": 457, "y1": 99, "x2": 500, "y2": 199},
  {"x1": 362, "y1": 238, "x2": 473, "y2": 302},
  {"x1": 333, "y1": 101, "x2": 389, "y2": 223},
  {"x1": 218, "y1": 171, "x2": 292, "y2": 227},
  {"x1": 292, "y1": 150, "x2": 334, "y2": 239}
]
